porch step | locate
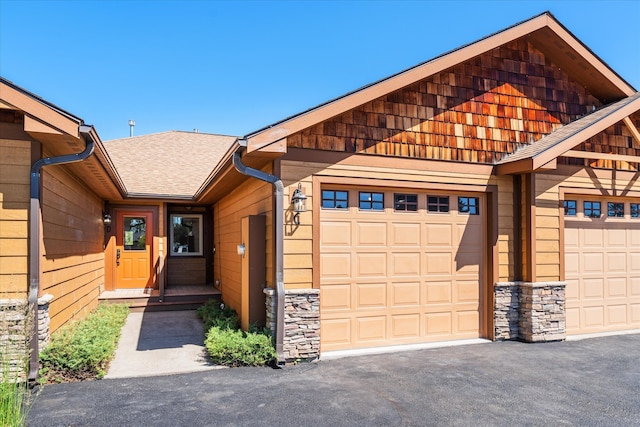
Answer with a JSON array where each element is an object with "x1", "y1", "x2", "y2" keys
[{"x1": 99, "y1": 287, "x2": 221, "y2": 312}]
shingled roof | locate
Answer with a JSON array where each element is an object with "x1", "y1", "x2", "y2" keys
[{"x1": 104, "y1": 131, "x2": 237, "y2": 198}]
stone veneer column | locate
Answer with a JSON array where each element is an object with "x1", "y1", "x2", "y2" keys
[
  {"x1": 264, "y1": 288, "x2": 320, "y2": 363},
  {"x1": 37, "y1": 294, "x2": 54, "y2": 349},
  {"x1": 0, "y1": 299, "x2": 32, "y2": 381},
  {"x1": 493, "y1": 282, "x2": 520, "y2": 340},
  {"x1": 518, "y1": 282, "x2": 566, "y2": 342}
]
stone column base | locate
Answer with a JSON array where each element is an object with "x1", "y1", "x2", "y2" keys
[{"x1": 264, "y1": 288, "x2": 320, "y2": 363}]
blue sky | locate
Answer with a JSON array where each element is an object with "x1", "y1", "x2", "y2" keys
[{"x1": 1, "y1": 1, "x2": 638, "y2": 141}]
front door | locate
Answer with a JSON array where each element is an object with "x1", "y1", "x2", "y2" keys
[{"x1": 115, "y1": 210, "x2": 153, "y2": 289}]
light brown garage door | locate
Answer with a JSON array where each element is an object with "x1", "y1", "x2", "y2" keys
[
  {"x1": 564, "y1": 198, "x2": 640, "y2": 335},
  {"x1": 320, "y1": 187, "x2": 484, "y2": 352}
]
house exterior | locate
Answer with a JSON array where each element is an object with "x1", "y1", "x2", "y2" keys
[{"x1": 1, "y1": 11, "x2": 639, "y2": 374}]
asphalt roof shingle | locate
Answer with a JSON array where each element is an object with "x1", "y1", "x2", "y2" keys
[{"x1": 104, "y1": 131, "x2": 237, "y2": 198}]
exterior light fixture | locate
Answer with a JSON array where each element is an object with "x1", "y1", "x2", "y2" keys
[
  {"x1": 103, "y1": 211, "x2": 112, "y2": 232},
  {"x1": 291, "y1": 183, "x2": 307, "y2": 225}
]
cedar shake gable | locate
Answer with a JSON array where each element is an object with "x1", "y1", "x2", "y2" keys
[
  {"x1": 496, "y1": 93, "x2": 640, "y2": 174},
  {"x1": 245, "y1": 12, "x2": 635, "y2": 167}
]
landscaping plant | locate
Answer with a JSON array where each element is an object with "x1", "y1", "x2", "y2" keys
[
  {"x1": 197, "y1": 300, "x2": 276, "y2": 367},
  {"x1": 39, "y1": 304, "x2": 129, "y2": 383}
]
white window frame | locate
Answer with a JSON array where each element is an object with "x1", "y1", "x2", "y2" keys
[{"x1": 170, "y1": 214, "x2": 203, "y2": 256}]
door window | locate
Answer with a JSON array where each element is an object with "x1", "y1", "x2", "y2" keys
[{"x1": 123, "y1": 217, "x2": 146, "y2": 251}]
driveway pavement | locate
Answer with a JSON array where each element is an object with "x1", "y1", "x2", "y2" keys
[{"x1": 28, "y1": 333, "x2": 639, "y2": 426}]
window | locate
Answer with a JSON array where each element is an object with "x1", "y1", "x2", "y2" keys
[
  {"x1": 394, "y1": 194, "x2": 418, "y2": 212},
  {"x1": 563, "y1": 200, "x2": 577, "y2": 216},
  {"x1": 607, "y1": 202, "x2": 624, "y2": 217},
  {"x1": 170, "y1": 214, "x2": 203, "y2": 256},
  {"x1": 458, "y1": 197, "x2": 479, "y2": 215},
  {"x1": 123, "y1": 216, "x2": 146, "y2": 251},
  {"x1": 584, "y1": 201, "x2": 601, "y2": 218},
  {"x1": 322, "y1": 190, "x2": 348, "y2": 209},
  {"x1": 359, "y1": 192, "x2": 384, "y2": 211},
  {"x1": 632, "y1": 203, "x2": 640, "y2": 218},
  {"x1": 427, "y1": 196, "x2": 449, "y2": 213}
]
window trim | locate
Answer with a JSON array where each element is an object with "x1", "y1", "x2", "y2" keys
[
  {"x1": 394, "y1": 193, "x2": 418, "y2": 212},
  {"x1": 321, "y1": 189, "x2": 348, "y2": 210},
  {"x1": 563, "y1": 200, "x2": 577, "y2": 217},
  {"x1": 607, "y1": 202, "x2": 624, "y2": 218},
  {"x1": 458, "y1": 196, "x2": 479, "y2": 215},
  {"x1": 170, "y1": 214, "x2": 203, "y2": 256},
  {"x1": 583, "y1": 201, "x2": 601, "y2": 219},
  {"x1": 427, "y1": 195, "x2": 450, "y2": 213},
  {"x1": 359, "y1": 191, "x2": 384, "y2": 211}
]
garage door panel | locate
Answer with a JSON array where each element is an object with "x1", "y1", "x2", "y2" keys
[
  {"x1": 457, "y1": 281, "x2": 480, "y2": 302},
  {"x1": 425, "y1": 253, "x2": 452, "y2": 274},
  {"x1": 391, "y1": 253, "x2": 420, "y2": 276},
  {"x1": 391, "y1": 223, "x2": 421, "y2": 246},
  {"x1": 424, "y1": 312, "x2": 452, "y2": 335},
  {"x1": 606, "y1": 229, "x2": 627, "y2": 247},
  {"x1": 356, "y1": 223, "x2": 387, "y2": 246},
  {"x1": 565, "y1": 253, "x2": 579, "y2": 275},
  {"x1": 607, "y1": 305, "x2": 628, "y2": 325},
  {"x1": 607, "y1": 278, "x2": 627, "y2": 298},
  {"x1": 583, "y1": 253, "x2": 604, "y2": 273},
  {"x1": 454, "y1": 252, "x2": 481, "y2": 274},
  {"x1": 583, "y1": 306, "x2": 604, "y2": 327},
  {"x1": 322, "y1": 319, "x2": 351, "y2": 346},
  {"x1": 632, "y1": 278, "x2": 640, "y2": 296},
  {"x1": 356, "y1": 283, "x2": 386, "y2": 308},
  {"x1": 630, "y1": 254, "x2": 640, "y2": 272},
  {"x1": 425, "y1": 282, "x2": 452, "y2": 304},
  {"x1": 632, "y1": 304, "x2": 640, "y2": 322},
  {"x1": 320, "y1": 253, "x2": 351, "y2": 278},
  {"x1": 321, "y1": 284, "x2": 351, "y2": 310},
  {"x1": 356, "y1": 253, "x2": 386, "y2": 276},
  {"x1": 631, "y1": 229, "x2": 640, "y2": 246},
  {"x1": 356, "y1": 316, "x2": 386, "y2": 341},
  {"x1": 457, "y1": 311, "x2": 480, "y2": 333},
  {"x1": 391, "y1": 282, "x2": 420, "y2": 307},
  {"x1": 606, "y1": 253, "x2": 626, "y2": 272},
  {"x1": 565, "y1": 227, "x2": 579, "y2": 247},
  {"x1": 456, "y1": 224, "x2": 482, "y2": 247},
  {"x1": 565, "y1": 279, "x2": 579, "y2": 301},
  {"x1": 391, "y1": 314, "x2": 420, "y2": 338},
  {"x1": 566, "y1": 307, "x2": 580, "y2": 330},
  {"x1": 583, "y1": 229, "x2": 604, "y2": 247},
  {"x1": 321, "y1": 221, "x2": 351, "y2": 246},
  {"x1": 583, "y1": 279, "x2": 604, "y2": 299},
  {"x1": 425, "y1": 224, "x2": 453, "y2": 246}
]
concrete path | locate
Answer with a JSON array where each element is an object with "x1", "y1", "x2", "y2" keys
[
  {"x1": 29, "y1": 333, "x2": 640, "y2": 426},
  {"x1": 105, "y1": 310, "x2": 222, "y2": 379}
]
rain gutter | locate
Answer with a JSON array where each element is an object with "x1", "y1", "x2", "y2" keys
[
  {"x1": 28, "y1": 124, "x2": 96, "y2": 382},
  {"x1": 232, "y1": 141, "x2": 285, "y2": 365}
]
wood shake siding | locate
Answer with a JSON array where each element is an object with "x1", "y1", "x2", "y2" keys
[
  {"x1": 214, "y1": 168, "x2": 273, "y2": 315},
  {"x1": 41, "y1": 165, "x2": 104, "y2": 333},
  {"x1": 0, "y1": 126, "x2": 30, "y2": 298},
  {"x1": 561, "y1": 112, "x2": 640, "y2": 170},
  {"x1": 289, "y1": 40, "x2": 601, "y2": 163}
]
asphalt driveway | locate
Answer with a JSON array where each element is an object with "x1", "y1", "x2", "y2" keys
[{"x1": 28, "y1": 333, "x2": 639, "y2": 426}]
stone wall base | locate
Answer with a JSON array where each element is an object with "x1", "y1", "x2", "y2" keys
[
  {"x1": 264, "y1": 288, "x2": 320, "y2": 363},
  {"x1": 494, "y1": 282, "x2": 566, "y2": 342},
  {"x1": 0, "y1": 295, "x2": 53, "y2": 382}
]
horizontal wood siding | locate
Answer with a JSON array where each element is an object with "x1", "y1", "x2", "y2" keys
[
  {"x1": 167, "y1": 257, "x2": 206, "y2": 285},
  {"x1": 536, "y1": 166, "x2": 640, "y2": 282},
  {"x1": 40, "y1": 164, "x2": 104, "y2": 333},
  {"x1": 289, "y1": 40, "x2": 600, "y2": 164},
  {"x1": 281, "y1": 158, "x2": 514, "y2": 286},
  {"x1": 214, "y1": 167, "x2": 273, "y2": 316},
  {"x1": 0, "y1": 134, "x2": 31, "y2": 298}
]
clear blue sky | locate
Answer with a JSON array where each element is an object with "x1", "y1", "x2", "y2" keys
[{"x1": 1, "y1": 1, "x2": 638, "y2": 141}]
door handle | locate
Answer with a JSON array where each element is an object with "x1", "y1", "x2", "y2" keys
[{"x1": 116, "y1": 249, "x2": 121, "y2": 266}]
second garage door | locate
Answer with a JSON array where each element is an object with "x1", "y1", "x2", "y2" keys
[{"x1": 320, "y1": 187, "x2": 485, "y2": 352}]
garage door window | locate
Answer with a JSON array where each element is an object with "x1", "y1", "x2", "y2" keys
[
  {"x1": 394, "y1": 194, "x2": 418, "y2": 212},
  {"x1": 564, "y1": 200, "x2": 577, "y2": 216},
  {"x1": 607, "y1": 202, "x2": 624, "y2": 217},
  {"x1": 359, "y1": 192, "x2": 384, "y2": 211},
  {"x1": 631, "y1": 203, "x2": 640, "y2": 218},
  {"x1": 322, "y1": 190, "x2": 348, "y2": 209},
  {"x1": 458, "y1": 197, "x2": 479, "y2": 215},
  {"x1": 428, "y1": 196, "x2": 449, "y2": 213},
  {"x1": 584, "y1": 201, "x2": 601, "y2": 218}
]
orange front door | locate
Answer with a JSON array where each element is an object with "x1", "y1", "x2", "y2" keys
[{"x1": 115, "y1": 210, "x2": 153, "y2": 289}]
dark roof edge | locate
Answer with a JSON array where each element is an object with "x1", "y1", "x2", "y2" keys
[{"x1": 0, "y1": 76, "x2": 84, "y2": 124}]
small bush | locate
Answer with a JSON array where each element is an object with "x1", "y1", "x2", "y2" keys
[
  {"x1": 197, "y1": 299, "x2": 275, "y2": 367},
  {"x1": 205, "y1": 327, "x2": 276, "y2": 367},
  {"x1": 39, "y1": 304, "x2": 129, "y2": 383}
]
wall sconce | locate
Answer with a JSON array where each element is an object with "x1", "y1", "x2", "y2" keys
[
  {"x1": 291, "y1": 183, "x2": 307, "y2": 225},
  {"x1": 103, "y1": 211, "x2": 112, "y2": 233}
]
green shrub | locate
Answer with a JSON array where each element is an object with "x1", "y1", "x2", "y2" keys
[
  {"x1": 204, "y1": 327, "x2": 276, "y2": 367},
  {"x1": 196, "y1": 300, "x2": 239, "y2": 331},
  {"x1": 39, "y1": 304, "x2": 129, "y2": 383},
  {"x1": 197, "y1": 299, "x2": 275, "y2": 367}
]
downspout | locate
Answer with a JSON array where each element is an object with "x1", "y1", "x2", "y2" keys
[
  {"x1": 232, "y1": 141, "x2": 285, "y2": 365},
  {"x1": 28, "y1": 124, "x2": 96, "y2": 382}
]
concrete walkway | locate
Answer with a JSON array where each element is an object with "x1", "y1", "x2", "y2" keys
[{"x1": 105, "y1": 310, "x2": 222, "y2": 379}]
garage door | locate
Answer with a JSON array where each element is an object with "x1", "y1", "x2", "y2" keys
[
  {"x1": 320, "y1": 187, "x2": 484, "y2": 352},
  {"x1": 564, "y1": 198, "x2": 640, "y2": 335}
]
